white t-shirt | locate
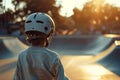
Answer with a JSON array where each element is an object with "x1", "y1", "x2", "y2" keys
[{"x1": 14, "y1": 46, "x2": 69, "y2": 80}]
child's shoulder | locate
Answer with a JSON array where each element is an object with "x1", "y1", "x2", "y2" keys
[
  {"x1": 46, "y1": 48, "x2": 58, "y2": 55},
  {"x1": 45, "y1": 48, "x2": 60, "y2": 58},
  {"x1": 18, "y1": 48, "x2": 28, "y2": 57}
]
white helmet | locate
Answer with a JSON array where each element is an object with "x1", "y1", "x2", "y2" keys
[{"x1": 25, "y1": 12, "x2": 55, "y2": 35}]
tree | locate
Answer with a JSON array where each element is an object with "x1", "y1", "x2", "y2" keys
[
  {"x1": 71, "y1": 0, "x2": 120, "y2": 34},
  {"x1": 11, "y1": 0, "x2": 57, "y2": 34}
]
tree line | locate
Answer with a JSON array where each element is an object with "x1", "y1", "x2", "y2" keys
[{"x1": 0, "y1": 0, "x2": 120, "y2": 35}]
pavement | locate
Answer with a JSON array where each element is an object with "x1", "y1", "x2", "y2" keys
[
  {"x1": 0, "y1": 35, "x2": 120, "y2": 80},
  {"x1": 62, "y1": 56, "x2": 120, "y2": 80},
  {"x1": 0, "y1": 56, "x2": 120, "y2": 80}
]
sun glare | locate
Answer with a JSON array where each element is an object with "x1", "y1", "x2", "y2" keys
[
  {"x1": 2, "y1": 0, "x2": 14, "y2": 10},
  {"x1": 57, "y1": 0, "x2": 120, "y2": 17},
  {"x1": 105, "y1": 0, "x2": 120, "y2": 7},
  {"x1": 57, "y1": 0, "x2": 91, "y2": 17}
]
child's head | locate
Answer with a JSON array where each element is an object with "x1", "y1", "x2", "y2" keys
[{"x1": 24, "y1": 12, "x2": 55, "y2": 47}]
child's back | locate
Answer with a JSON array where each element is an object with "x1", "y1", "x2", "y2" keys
[{"x1": 14, "y1": 12, "x2": 69, "y2": 80}]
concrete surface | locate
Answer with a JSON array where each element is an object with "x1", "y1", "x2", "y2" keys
[{"x1": 0, "y1": 35, "x2": 120, "y2": 80}]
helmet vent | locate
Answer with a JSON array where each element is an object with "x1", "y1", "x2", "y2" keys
[
  {"x1": 34, "y1": 14, "x2": 37, "y2": 19},
  {"x1": 36, "y1": 20, "x2": 44, "y2": 24},
  {"x1": 26, "y1": 20, "x2": 32, "y2": 23},
  {"x1": 44, "y1": 27, "x2": 48, "y2": 31},
  {"x1": 32, "y1": 28, "x2": 35, "y2": 29}
]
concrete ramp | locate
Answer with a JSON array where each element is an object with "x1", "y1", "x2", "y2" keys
[
  {"x1": 0, "y1": 35, "x2": 114, "y2": 57},
  {"x1": 0, "y1": 39, "x2": 14, "y2": 59},
  {"x1": 61, "y1": 40, "x2": 120, "y2": 76},
  {"x1": 0, "y1": 35, "x2": 116, "y2": 59},
  {"x1": 49, "y1": 35, "x2": 114, "y2": 55},
  {"x1": 98, "y1": 41, "x2": 120, "y2": 76},
  {"x1": 1, "y1": 35, "x2": 120, "y2": 79},
  {"x1": 3, "y1": 37, "x2": 28, "y2": 54},
  {"x1": 0, "y1": 36, "x2": 28, "y2": 59},
  {"x1": 61, "y1": 41, "x2": 116, "y2": 64}
]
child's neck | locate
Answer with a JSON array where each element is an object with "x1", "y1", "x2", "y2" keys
[{"x1": 31, "y1": 41, "x2": 46, "y2": 47}]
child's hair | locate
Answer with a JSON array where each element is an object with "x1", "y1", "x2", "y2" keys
[{"x1": 25, "y1": 31, "x2": 48, "y2": 46}]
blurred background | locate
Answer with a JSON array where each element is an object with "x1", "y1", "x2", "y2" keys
[
  {"x1": 1, "y1": 0, "x2": 120, "y2": 80},
  {"x1": 0, "y1": 0, "x2": 120, "y2": 36}
]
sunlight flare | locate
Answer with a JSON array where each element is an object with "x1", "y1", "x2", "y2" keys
[
  {"x1": 105, "y1": 0, "x2": 120, "y2": 7},
  {"x1": 57, "y1": 0, "x2": 91, "y2": 17},
  {"x1": 57, "y1": 0, "x2": 120, "y2": 17}
]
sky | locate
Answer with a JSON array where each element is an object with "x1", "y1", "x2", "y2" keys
[
  {"x1": 56, "y1": 0, "x2": 91, "y2": 17},
  {"x1": 2, "y1": 0, "x2": 14, "y2": 10},
  {"x1": 2, "y1": 0, "x2": 120, "y2": 17}
]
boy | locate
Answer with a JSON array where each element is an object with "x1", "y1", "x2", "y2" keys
[{"x1": 14, "y1": 12, "x2": 69, "y2": 80}]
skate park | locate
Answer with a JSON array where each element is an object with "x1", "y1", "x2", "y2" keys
[
  {"x1": 0, "y1": 34, "x2": 120, "y2": 80},
  {"x1": 1, "y1": 0, "x2": 120, "y2": 79}
]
